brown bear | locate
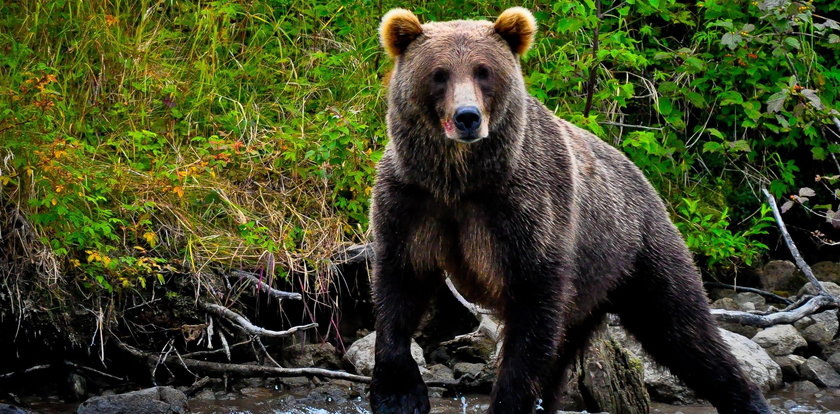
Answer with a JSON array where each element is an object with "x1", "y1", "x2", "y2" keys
[{"x1": 369, "y1": 7, "x2": 772, "y2": 414}]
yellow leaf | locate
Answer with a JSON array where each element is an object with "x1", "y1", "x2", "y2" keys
[
  {"x1": 143, "y1": 231, "x2": 158, "y2": 247},
  {"x1": 172, "y1": 186, "x2": 184, "y2": 198},
  {"x1": 51, "y1": 198, "x2": 57, "y2": 206}
]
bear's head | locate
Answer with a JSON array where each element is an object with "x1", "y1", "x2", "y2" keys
[{"x1": 380, "y1": 8, "x2": 535, "y2": 144}]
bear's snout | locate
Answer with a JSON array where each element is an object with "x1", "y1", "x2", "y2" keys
[{"x1": 453, "y1": 106, "x2": 482, "y2": 142}]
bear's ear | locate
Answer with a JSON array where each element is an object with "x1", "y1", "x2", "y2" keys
[
  {"x1": 380, "y1": 9, "x2": 423, "y2": 58},
  {"x1": 494, "y1": 7, "x2": 536, "y2": 56}
]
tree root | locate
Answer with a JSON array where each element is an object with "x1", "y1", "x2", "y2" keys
[{"x1": 199, "y1": 302, "x2": 317, "y2": 338}]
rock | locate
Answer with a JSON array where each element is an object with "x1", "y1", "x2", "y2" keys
[
  {"x1": 794, "y1": 310, "x2": 839, "y2": 347},
  {"x1": 800, "y1": 356, "x2": 840, "y2": 388},
  {"x1": 452, "y1": 362, "x2": 485, "y2": 379},
  {"x1": 609, "y1": 325, "x2": 697, "y2": 404},
  {"x1": 76, "y1": 386, "x2": 188, "y2": 414},
  {"x1": 719, "y1": 329, "x2": 782, "y2": 391},
  {"x1": 717, "y1": 321, "x2": 760, "y2": 339},
  {"x1": 0, "y1": 404, "x2": 31, "y2": 414},
  {"x1": 734, "y1": 292, "x2": 766, "y2": 310},
  {"x1": 798, "y1": 282, "x2": 840, "y2": 298},
  {"x1": 773, "y1": 354, "x2": 806, "y2": 381},
  {"x1": 283, "y1": 342, "x2": 343, "y2": 369},
  {"x1": 759, "y1": 260, "x2": 799, "y2": 291},
  {"x1": 343, "y1": 332, "x2": 425, "y2": 376},
  {"x1": 192, "y1": 390, "x2": 215, "y2": 401},
  {"x1": 810, "y1": 262, "x2": 840, "y2": 284},
  {"x1": 788, "y1": 380, "x2": 820, "y2": 393},
  {"x1": 829, "y1": 353, "x2": 840, "y2": 372},
  {"x1": 422, "y1": 364, "x2": 455, "y2": 383},
  {"x1": 751, "y1": 324, "x2": 808, "y2": 356},
  {"x1": 711, "y1": 297, "x2": 740, "y2": 311},
  {"x1": 560, "y1": 323, "x2": 650, "y2": 414}
]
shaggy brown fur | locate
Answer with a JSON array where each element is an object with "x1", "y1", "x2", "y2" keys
[{"x1": 369, "y1": 8, "x2": 772, "y2": 414}]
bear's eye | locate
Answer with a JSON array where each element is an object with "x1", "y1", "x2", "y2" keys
[
  {"x1": 474, "y1": 65, "x2": 491, "y2": 81},
  {"x1": 432, "y1": 69, "x2": 449, "y2": 84}
]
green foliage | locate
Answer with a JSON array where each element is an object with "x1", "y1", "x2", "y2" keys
[{"x1": 1, "y1": 0, "x2": 838, "y2": 292}]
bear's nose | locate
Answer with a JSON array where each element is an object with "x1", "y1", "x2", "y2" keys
[{"x1": 453, "y1": 106, "x2": 481, "y2": 134}]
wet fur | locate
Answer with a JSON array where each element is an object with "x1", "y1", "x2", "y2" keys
[{"x1": 370, "y1": 9, "x2": 772, "y2": 414}]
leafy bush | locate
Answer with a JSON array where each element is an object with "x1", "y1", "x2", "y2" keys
[{"x1": 1, "y1": 0, "x2": 838, "y2": 295}]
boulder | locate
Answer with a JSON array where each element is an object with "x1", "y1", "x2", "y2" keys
[
  {"x1": 734, "y1": 292, "x2": 766, "y2": 310},
  {"x1": 773, "y1": 354, "x2": 806, "y2": 381},
  {"x1": 798, "y1": 281, "x2": 840, "y2": 298},
  {"x1": 800, "y1": 356, "x2": 840, "y2": 388},
  {"x1": 719, "y1": 329, "x2": 782, "y2": 391},
  {"x1": 282, "y1": 342, "x2": 343, "y2": 369},
  {"x1": 794, "y1": 310, "x2": 839, "y2": 348},
  {"x1": 828, "y1": 352, "x2": 840, "y2": 372},
  {"x1": 758, "y1": 260, "x2": 799, "y2": 291},
  {"x1": 422, "y1": 363, "x2": 455, "y2": 383},
  {"x1": 717, "y1": 321, "x2": 760, "y2": 339},
  {"x1": 76, "y1": 387, "x2": 187, "y2": 414},
  {"x1": 711, "y1": 297, "x2": 740, "y2": 311},
  {"x1": 809, "y1": 262, "x2": 840, "y2": 284},
  {"x1": 751, "y1": 324, "x2": 808, "y2": 356},
  {"x1": 788, "y1": 380, "x2": 820, "y2": 393},
  {"x1": 343, "y1": 332, "x2": 425, "y2": 376},
  {"x1": 0, "y1": 404, "x2": 31, "y2": 414},
  {"x1": 561, "y1": 323, "x2": 650, "y2": 414}
]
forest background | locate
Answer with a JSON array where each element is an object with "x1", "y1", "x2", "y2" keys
[{"x1": 0, "y1": 0, "x2": 839, "y2": 366}]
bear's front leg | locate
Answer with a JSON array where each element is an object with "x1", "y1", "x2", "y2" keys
[
  {"x1": 490, "y1": 270, "x2": 566, "y2": 414},
  {"x1": 369, "y1": 251, "x2": 440, "y2": 414}
]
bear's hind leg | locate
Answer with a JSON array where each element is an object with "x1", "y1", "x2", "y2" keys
[{"x1": 613, "y1": 234, "x2": 772, "y2": 414}]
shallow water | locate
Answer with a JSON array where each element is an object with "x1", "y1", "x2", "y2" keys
[{"x1": 185, "y1": 387, "x2": 840, "y2": 414}]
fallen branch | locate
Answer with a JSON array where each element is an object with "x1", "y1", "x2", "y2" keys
[
  {"x1": 709, "y1": 189, "x2": 839, "y2": 327},
  {"x1": 231, "y1": 270, "x2": 302, "y2": 300},
  {"x1": 444, "y1": 277, "x2": 502, "y2": 356},
  {"x1": 703, "y1": 281, "x2": 792, "y2": 305},
  {"x1": 712, "y1": 294, "x2": 837, "y2": 327},
  {"x1": 199, "y1": 302, "x2": 317, "y2": 338},
  {"x1": 64, "y1": 360, "x2": 125, "y2": 381},
  {"x1": 761, "y1": 187, "x2": 830, "y2": 297},
  {"x1": 117, "y1": 341, "x2": 371, "y2": 383},
  {"x1": 0, "y1": 364, "x2": 51, "y2": 380}
]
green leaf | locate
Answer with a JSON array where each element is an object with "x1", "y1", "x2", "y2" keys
[{"x1": 721, "y1": 32, "x2": 742, "y2": 50}]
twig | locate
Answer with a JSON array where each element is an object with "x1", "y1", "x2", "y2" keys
[
  {"x1": 64, "y1": 361, "x2": 125, "y2": 381},
  {"x1": 199, "y1": 302, "x2": 317, "y2": 338},
  {"x1": 445, "y1": 277, "x2": 502, "y2": 346},
  {"x1": 762, "y1": 187, "x2": 831, "y2": 297},
  {"x1": 184, "y1": 376, "x2": 212, "y2": 397},
  {"x1": 0, "y1": 364, "x2": 51, "y2": 379},
  {"x1": 703, "y1": 281, "x2": 792, "y2": 305},
  {"x1": 231, "y1": 270, "x2": 302, "y2": 300},
  {"x1": 182, "y1": 340, "x2": 249, "y2": 359},
  {"x1": 583, "y1": 0, "x2": 602, "y2": 118}
]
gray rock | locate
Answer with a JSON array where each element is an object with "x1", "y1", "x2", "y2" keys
[
  {"x1": 0, "y1": 404, "x2": 31, "y2": 414},
  {"x1": 717, "y1": 321, "x2": 760, "y2": 339},
  {"x1": 283, "y1": 342, "x2": 343, "y2": 369},
  {"x1": 798, "y1": 282, "x2": 840, "y2": 298},
  {"x1": 451, "y1": 362, "x2": 494, "y2": 390},
  {"x1": 711, "y1": 297, "x2": 740, "y2": 311},
  {"x1": 344, "y1": 332, "x2": 425, "y2": 376},
  {"x1": 789, "y1": 380, "x2": 820, "y2": 393},
  {"x1": 422, "y1": 363, "x2": 455, "y2": 383},
  {"x1": 773, "y1": 354, "x2": 806, "y2": 381},
  {"x1": 192, "y1": 390, "x2": 215, "y2": 401},
  {"x1": 609, "y1": 325, "x2": 696, "y2": 404},
  {"x1": 719, "y1": 329, "x2": 782, "y2": 391},
  {"x1": 794, "y1": 310, "x2": 839, "y2": 347},
  {"x1": 751, "y1": 324, "x2": 808, "y2": 356},
  {"x1": 759, "y1": 260, "x2": 799, "y2": 291},
  {"x1": 800, "y1": 356, "x2": 840, "y2": 388},
  {"x1": 609, "y1": 326, "x2": 781, "y2": 404},
  {"x1": 828, "y1": 353, "x2": 840, "y2": 372},
  {"x1": 76, "y1": 387, "x2": 187, "y2": 414},
  {"x1": 810, "y1": 262, "x2": 840, "y2": 284},
  {"x1": 734, "y1": 292, "x2": 766, "y2": 310}
]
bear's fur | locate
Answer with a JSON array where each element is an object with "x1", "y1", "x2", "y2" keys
[{"x1": 369, "y1": 7, "x2": 772, "y2": 414}]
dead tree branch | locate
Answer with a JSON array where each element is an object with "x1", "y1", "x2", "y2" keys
[
  {"x1": 199, "y1": 302, "x2": 317, "y2": 338},
  {"x1": 231, "y1": 270, "x2": 302, "y2": 300},
  {"x1": 703, "y1": 281, "x2": 792, "y2": 305},
  {"x1": 709, "y1": 188, "x2": 839, "y2": 327}
]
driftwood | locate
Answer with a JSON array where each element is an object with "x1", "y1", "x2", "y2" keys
[
  {"x1": 710, "y1": 188, "x2": 840, "y2": 327},
  {"x1": 230, "y1": 270, "x2": 302, "y2": 300},
  {"x1": 199, "y1": 302, "x2": 317, "y2": 338}
]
